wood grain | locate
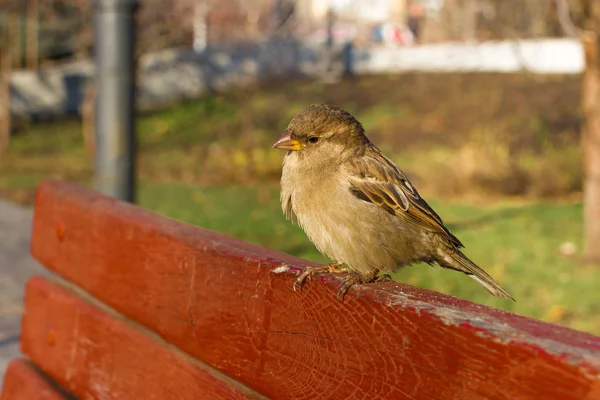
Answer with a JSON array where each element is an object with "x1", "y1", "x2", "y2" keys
[
  {"x1": 31, "y1": 180, "x2": 600, "y2": 400},
  {"x1": 0, "y1": 359, "x2": 69, "y2": 400},
  {"x1": 20, "y1": 277, "x2": 264, "y2": 400}
]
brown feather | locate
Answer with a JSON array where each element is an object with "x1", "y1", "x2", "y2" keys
[{"x1": 346, "y1": 146, "x2": 464, "y2": 248}]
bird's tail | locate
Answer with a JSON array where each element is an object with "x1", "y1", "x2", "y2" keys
[{"x1": 437, "y1": 247, "x2": 515, "y2": 301}]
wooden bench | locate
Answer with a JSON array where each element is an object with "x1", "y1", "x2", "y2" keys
[{"x1": 1, "y1": 180, "x2": 600, "y2": 400}]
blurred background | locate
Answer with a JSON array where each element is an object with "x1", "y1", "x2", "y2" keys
[{"x1": 0, "y1": 0, "x2": 598, "y2": 334}]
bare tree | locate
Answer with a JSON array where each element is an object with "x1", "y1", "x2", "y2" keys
[
  {"x1": 554, "y1": 0, "x2": 600, "y2": 262},
  {"x1": 440, "y1": 0, "x2": 477, "y2": 41},
  {"x1": 26, "y1": 0, "x2": 40, "y2": 68},
  {"x1": 554, "y1": 0, "x2": 580, "y2": 37},
  {"x1": 0, "y1": 16, "x2": 12, "y2": 156},
  {"x1": 579, "y1": 1, "x2": 600, "y2": 262},
  {"x1": 192, "y1": 1, "x2": 211, "y2": 51}
]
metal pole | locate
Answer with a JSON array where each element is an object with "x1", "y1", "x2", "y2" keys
[{"x1": 92, "y1": 0, "x2": 138, "y2": 202}]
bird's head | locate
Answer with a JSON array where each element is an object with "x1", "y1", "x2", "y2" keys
[{"x1": 273, "y1": 104, "x2": 367, "y2": 162}]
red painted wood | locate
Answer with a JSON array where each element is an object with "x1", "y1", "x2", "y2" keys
[
  {"x1": 20, "y1": 277, "x2": 262, "y2": 400},
  {"x1": 31, "y1": 180, "x2": 600, "y2": 400},
  {"x1": 0, "y1": 359, "x2": 69, "y2": 400}
]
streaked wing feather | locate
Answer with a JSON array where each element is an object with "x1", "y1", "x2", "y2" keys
[{"x1": 347, "y1": 152, "x2": 463, "y2": 248}]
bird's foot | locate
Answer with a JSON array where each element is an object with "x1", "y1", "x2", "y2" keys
[
  {"x1": 293, "y1": 262, "x2": 349, "y2": 292},
  {"x1": 336, "y1": 270, "x2": 392, "y2": 301}
]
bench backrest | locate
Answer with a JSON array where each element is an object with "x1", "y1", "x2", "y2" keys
[{"x1": 2, "y1": 180, "x2": 600, "y2": 399}]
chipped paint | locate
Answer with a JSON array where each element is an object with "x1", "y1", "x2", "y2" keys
[{"x1": 272, "y1": 265, "x2": 290, "y2": 274}]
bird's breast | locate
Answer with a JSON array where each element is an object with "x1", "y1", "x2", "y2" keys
[{"x1": 281, "y1": 157, "x2": 427, "y2": 273}]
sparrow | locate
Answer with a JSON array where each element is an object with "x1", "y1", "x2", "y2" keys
[{"x1": 273, "y1": 104, "x2": 514, "y2": 301}]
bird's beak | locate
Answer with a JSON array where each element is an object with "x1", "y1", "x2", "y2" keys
[{"x1": 273, "y1": 130, "x2": 301, "y2": 151}]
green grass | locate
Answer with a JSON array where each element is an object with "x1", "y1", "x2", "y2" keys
[
  {"x1": 138, "y1": 180, "x2": 599, "y2": 335},
  {"x1": 0, "y1": 73, "x2": 597, "y2": 335},
  {"x1": 0, "y1": 73, "x2": 583, "y2": 203}
]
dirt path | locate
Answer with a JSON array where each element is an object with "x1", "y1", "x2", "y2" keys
[{"x1": 0, "y1": 201, "x2": 51, "y2": 387}]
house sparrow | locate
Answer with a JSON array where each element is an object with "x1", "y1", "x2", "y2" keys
[{"x1": 273, "y1": 104, "x2": 514, "y2": 301}]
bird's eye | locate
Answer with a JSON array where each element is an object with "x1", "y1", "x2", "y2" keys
[{"x1": 308, "y1": 136, "x2": 319, "y2": 144}]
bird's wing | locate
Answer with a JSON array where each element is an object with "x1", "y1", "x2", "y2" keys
[{"x1": 345, "y1": 151, "x2": 463, "y2": 248}]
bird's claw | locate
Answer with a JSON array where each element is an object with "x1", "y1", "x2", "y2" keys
[
  {"x1": 292, "y1": 263, "x2": 345, "y2": 293},
  {"x1": 374, "y1": 274, "x2": 392, "y2": 283},
  {"x1": 292, "y1": 269, "x2": 312, "y2": 292},
  {"x1": 335, "y1": 271, "x2": 392, "y2": 302},
  {"x1": 293, "y1": 265, "x2": 391, "y2": 300},
  {"x1": 336, "y1": 274, "x2": 361, "y2": 302}
]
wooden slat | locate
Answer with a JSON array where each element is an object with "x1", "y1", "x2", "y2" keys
[
  {"x1": 20, "y1": 277, "x2": 263, "y2": 400},
  {"x1": 31, "y1": 180, "x2": 600, "y2": 400},
  {"x1": 0, "y1": 359, "x2": 69, "y2": 400}
]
